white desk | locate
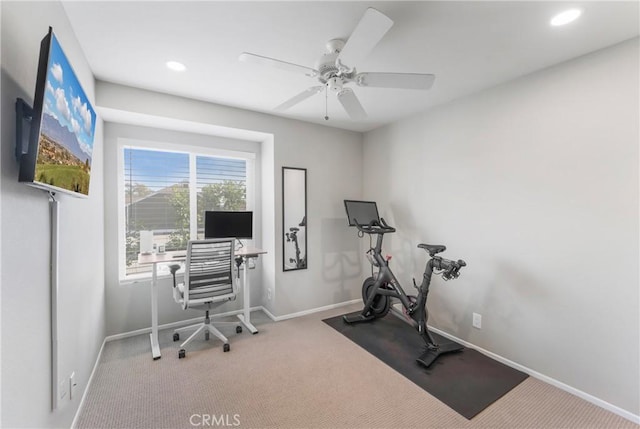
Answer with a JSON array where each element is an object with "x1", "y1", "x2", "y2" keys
[
  {"x1": 138, "y1": 251, "x2": 186, "y2": 360},
  {"x1": 235, "y1": 246, "x2": 267, "y2": 334},
  {"x1": 138, "y1": 246, "x2": 266, "y2": 360}
]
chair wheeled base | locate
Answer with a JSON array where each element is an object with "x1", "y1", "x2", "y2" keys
[{"x1": 173, "y1": 310, "x2": 243, "y2": 358}]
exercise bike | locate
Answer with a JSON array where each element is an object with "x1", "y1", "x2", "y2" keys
[{"x1": 343, "y1": 200, "x2": 467, "y2": 368}]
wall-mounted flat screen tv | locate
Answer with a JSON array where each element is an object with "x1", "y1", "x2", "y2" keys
[{"x1": 19, "y1": 27, "x2": 97, "y2": 198}]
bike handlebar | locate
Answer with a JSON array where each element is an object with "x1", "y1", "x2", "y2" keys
[
  {"x1": 353, "y1": 217, "x2": 396, "y2": 234},
  {"x1": 350, "y1": 216, "x2": 466, "y2": 279},
  {"x1": 434, "y1": 257, "x2": 467, "y2": 280}
]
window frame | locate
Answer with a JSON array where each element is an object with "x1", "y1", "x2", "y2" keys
[{"x1": 117, "y1": 137, "x2": 255, "y2": 282}]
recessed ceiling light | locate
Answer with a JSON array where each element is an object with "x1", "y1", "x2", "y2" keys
[
  {"x1": 550, "y1": 8, "x2": 582, "y2": 27},
  {"x1": 166, "y1": 61, "x2": 186, "y2": 72}
]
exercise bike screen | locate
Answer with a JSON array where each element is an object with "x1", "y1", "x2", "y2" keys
[{"x1": 344, "y1": 200, "x2": 380, "y2": 227}]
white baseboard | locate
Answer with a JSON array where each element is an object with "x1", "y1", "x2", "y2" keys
[
  {"x1": 427, "y1": 326, "x2": 640, "y2": 424},
  {"x1": 104, "y1": 307, "x2": 260, "y2": 342},
  {"x1": 260, "y1": 305, "x2": 278, "y2": 321},
  {"x1": 387, "y1": 305, "x2": 639, "y2": 423},
  {"x1": 71, "y1": 338, "x2": 106, "y2": 429},
  {"x1": 262, "y1": 299, "x2": 361, "y2": 322}
]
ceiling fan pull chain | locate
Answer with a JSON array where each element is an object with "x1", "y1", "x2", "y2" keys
[{"x1": 324, "y1": 87, "x2": 329, "y2": 121}]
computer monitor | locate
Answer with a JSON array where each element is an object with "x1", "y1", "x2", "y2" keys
[
  {"x1": 204, "y1": 211, "x2": 253, "y2": 239},
  {"x1": 344, "y1": 200, "x2": 380, "y2": 227}
]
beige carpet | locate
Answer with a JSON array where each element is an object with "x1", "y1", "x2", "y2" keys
[{"x1": 75, "y1": 305, "x2": 637, "y2": 429}]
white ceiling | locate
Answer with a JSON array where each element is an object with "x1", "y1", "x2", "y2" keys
[{"x1": 61, "y1": 1, "x2": 639, "y2": 133}]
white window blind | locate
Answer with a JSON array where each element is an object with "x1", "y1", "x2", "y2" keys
[
  {"x1": 196, "y1": 156, "x2": 247, "y2": 238},
  {"x1": 123, "y1": 146, "x2": 247, "y2": 277}
]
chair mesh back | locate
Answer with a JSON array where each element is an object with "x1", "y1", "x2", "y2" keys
[{"x1": 184, "y1": 239, "x2": 236, "y2": 306}]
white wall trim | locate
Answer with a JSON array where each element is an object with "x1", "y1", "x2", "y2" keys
[
  {"x1": 103, "y1": 300, "x2": 362, "y2": 339},
  {"x1": 262, "y1": 299, "x2": 361, "y2": 322},
  {"x1": 104, "y1": 307, "x2": 260, "y2": 342},
  {"x1": 71, "y1": 338, "x2": 106, "y2": 429},
  {"x1": 427, "y1": 325, "x2": 640, "y2": 424}
]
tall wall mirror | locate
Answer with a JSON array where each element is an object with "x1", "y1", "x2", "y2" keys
[{"x1": 282, "y1": 167, "x2": 307, "y2": 271}]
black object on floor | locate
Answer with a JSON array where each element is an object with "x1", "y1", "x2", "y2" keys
[{"x1": 323, "y1": 312, "x2": 529, "y2": 419}]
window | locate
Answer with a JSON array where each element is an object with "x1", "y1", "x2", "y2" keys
[
  {"x1": 119, "y1": 140, "x2": 254, "y2": 280},
  {"x1": 196, "y1": 156, "x2": 248, "y2": 237}
]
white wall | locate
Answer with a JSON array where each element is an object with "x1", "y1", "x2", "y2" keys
[
  {"x1": 0, "y1": 2, "x2": 105, "y2": 427},
  {"x1": 363, "y1": 38, "x2": 639, "y2": 416},
  {"x1": 97, "y1": 82, "x2": 364, "y2": 330}
]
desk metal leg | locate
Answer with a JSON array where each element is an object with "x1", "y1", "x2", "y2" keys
[
  {"x1": 237, "y1": 256, "x2": 258, "y2": 334},
  {"x1": 150, "y1": 262, "x2": 161, "y2": 359}
]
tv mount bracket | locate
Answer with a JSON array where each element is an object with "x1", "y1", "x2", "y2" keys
[{"x1": 15, "y1": 98, "x2": 34, "y2": 163}]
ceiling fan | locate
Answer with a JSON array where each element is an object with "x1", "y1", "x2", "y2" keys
[{"x1": 239, "y1": 7, "x2": 435, "y2": 121}]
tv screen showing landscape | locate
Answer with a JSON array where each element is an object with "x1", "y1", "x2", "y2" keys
[{"x1": 19, "y1": 28, "x2": 96, "y2": 197}]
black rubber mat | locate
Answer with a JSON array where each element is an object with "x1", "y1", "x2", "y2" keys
[{"x1": 323, "y1": 312, "x2": 529, "y2": 419}]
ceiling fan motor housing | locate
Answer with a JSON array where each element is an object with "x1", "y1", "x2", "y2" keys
[
  {"x1": 325, "y1": 38, "x2": 345, "y2": 53},
  {"x1": 315, "y1": 52, "x2": 340, "y2": 83},
  {"x1": 315, "y1": 39, "x2": 356, "y2": 84}
]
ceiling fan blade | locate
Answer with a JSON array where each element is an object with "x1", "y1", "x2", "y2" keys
[
  {"x1": 356, "y1": 72, "x2": 435, "y2": 90},
  {"x1": 336, "y1": 8, "x2": 393, "y2": 71},
  {"x1": 239, "y1": 52, "x2": 318, "y2": 77},
  {"x1": 337, "y1": 88, "x2": 367, "y2": 120},
  {"x1": 275, "y1": 86, "x2": 325, "y2": 111}
]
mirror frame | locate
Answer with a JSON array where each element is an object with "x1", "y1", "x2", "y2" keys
[{"x1": 282, "y1": 167, "x2": 307, "y2": 271}]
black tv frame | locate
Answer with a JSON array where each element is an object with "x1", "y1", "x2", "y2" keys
[{"x1": 16, "y1": 27, "x2": 96, "y2": 198}]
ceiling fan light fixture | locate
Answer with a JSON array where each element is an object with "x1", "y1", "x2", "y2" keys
[
  {"x1": 550, "y1": 8, "x2": 582, "y2": 27},
  {"x1": 166, "y1": 60, "x2": 186, "y2": 72},
  {"x1": 327, "y1": 77, "x2": 343, "y2": 92}
]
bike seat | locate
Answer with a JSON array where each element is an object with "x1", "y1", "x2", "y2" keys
[
  {"x1": 289, "y1": 227, "x2": 299, "y2": 232},
  {"x1": 418, "y1": 244, "x2": 446, "y2": 255}
]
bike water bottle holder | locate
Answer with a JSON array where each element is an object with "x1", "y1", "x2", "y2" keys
[{"x1": 366, "y1": 249, "x2": 379, "y2": 267}]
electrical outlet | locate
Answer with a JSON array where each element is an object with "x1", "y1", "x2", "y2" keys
[
  {"x1": 472, "y1": 313, "x2": 482, "y2": 329},
  {"x1": 267, "y1": 288, "x2": 272, "y2": 300}
]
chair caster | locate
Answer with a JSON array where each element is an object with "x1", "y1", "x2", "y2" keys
[
  {"x1": 223, "y1": 343, "x2": 230, "y2": 352},
  {"x1": 173, "y1": 333, "x2": 180, "y2": 342},
  {"x1": 236, "y1": 326, "x2": 243, "y2": 334},
  {"x1": 178, "y1": 349, "x2": 186, "y2": 359}
]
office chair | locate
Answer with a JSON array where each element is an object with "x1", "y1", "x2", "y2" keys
[{"x1": 168, "y1": 238, "x2": 242, "y2": 359}]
